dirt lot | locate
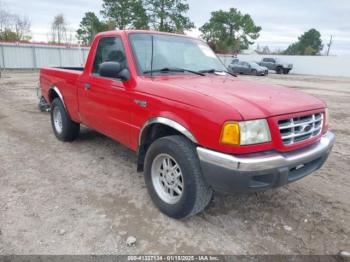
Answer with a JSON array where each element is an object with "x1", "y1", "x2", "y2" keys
[{"x1": 0, "y1": 70, "x2": 349, "y2": 255}]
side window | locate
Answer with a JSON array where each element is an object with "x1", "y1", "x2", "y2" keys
[
  {"x1": 92, "y1": 37, "x2": 128, "y2": 75},
  {"x1": 263, "y1": 58, "x2": 268, "y2": 62}
]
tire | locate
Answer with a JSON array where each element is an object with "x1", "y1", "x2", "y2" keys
[
  {"x1": 252, "y1": 69, "x2": 258, "y2": 76},
  {"x1": 50, "y1": 98, "x2": 80, "y2": 142},
  {"x1": 144, "y1": 135, "x2": 213, "y2": 219},
  {"x1": 283, "y1": 69, "x2": 290, "y2": 74},
  {"x1": 276, "y1": 67, "x2": 283, "y2": 74}
]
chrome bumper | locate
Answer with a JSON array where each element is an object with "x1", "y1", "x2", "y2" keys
[{"x1": 197, "y1": 132, "x2": 335, "y2": 172}]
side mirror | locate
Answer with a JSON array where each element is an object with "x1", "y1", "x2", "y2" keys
[
  {"x1": 99, "y1": 62, "x2": 121, "y2": 78},
  {"x1": 118, "y1": 68, "x2": 130, "y2": 81},
  {"x1": 99, "y1": 62, "x2": 130, "y2": 81}
]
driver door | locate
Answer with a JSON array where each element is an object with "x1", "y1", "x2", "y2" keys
[{"x1": 78, "y1": 36, "x2": 132, "y2": 146}]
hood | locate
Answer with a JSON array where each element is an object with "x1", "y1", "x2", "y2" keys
[
  {"x1": 152, "y1": 75, "x2": 325, "y2": 120},
  {"x1": 250, "y1": 63, "x2": 261, "y2": 70}
]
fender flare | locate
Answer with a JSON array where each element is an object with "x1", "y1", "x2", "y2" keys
[
  {"x1": 49, "y1": 86, "x2": 66, "y2": 108},
  {"x1": 138, "y1": 117, "x2": 198, "y2": 147}
]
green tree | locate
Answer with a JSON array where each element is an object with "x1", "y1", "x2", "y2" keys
[
  {"x1": 0, "y1": 28, "x2": 17, "y2": 40},
  {"x1": 0, "y1": 2, "x2": 31, "y2": 41},
  {"x1": 199, "y1": 8, "x2": 261, "y2": 53},
  {"x1": 143, "y1": 0, "x2": 194, "y2": 33},
  {"x1": 50, "y1": 14, "x2": 67, "y2": 43},
  {"x1": 77, "y1": 12, "x2": 113, "y2": 45},
  {"x1": 284, "y1": 29, "x2": 323, "y2": 55},
  {"x1": 101, "y1": 0, "x2": 148, "y2": 30}
]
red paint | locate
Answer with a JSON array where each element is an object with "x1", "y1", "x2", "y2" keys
[{"x1": 40, "y1": 30, "x2": 327, "y2": 155}]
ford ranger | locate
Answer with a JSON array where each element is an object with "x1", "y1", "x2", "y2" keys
[
  {"x1": 258, "y1": 57, "x2": 293, "y2": 74},
  {"x1": 39, "y1": 30, "x2": 335, "y2": 219}
]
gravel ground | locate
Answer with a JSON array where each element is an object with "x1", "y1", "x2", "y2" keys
[{"x1": 0, "y1": 70, "x2": 349, "y2": 255}]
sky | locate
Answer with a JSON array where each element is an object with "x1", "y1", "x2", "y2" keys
[{"x1": 2, "y1": 0, "x2": 350, "y2": 55}]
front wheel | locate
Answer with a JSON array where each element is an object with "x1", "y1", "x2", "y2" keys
[
  {"x1": 144, "y1": 136, "x2": 213, "y2": 219},
  {"x1": 283, "y1": 69, "x2": 290, "y2": 74}
]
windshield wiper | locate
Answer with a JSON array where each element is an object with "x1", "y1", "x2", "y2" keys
[
  {"x1": 199, "y1": 69, "x2": 237, "y2": 77},
  {"x1": 143, "y1": 67, "x2": 205, "y2": 76}
]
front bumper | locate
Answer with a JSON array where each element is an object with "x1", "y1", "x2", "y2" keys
[
  {"x1": 197, "y1": 131, "x2": 335, "y2": 193},
  {"x1": 257, "y1": 70, "x2": 267, "y2": 75}
]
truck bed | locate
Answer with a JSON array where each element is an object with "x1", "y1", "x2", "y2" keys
[{"x1": 40, "y1": 67, "x2": 82, "y2": 122}]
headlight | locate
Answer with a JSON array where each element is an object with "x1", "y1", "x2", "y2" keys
[
  {"x1": 220, "y1": 119, "x2": 271, "y2": 146},
  {"x1": 325, "y1": 108, "x2": 329, "y2": 127}
]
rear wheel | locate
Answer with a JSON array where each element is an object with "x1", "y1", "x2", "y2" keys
[
  {"x1": 51, "y1": 98, "x2": 80, "y2": 142},
  {"x1": 144, "y1": 135, "x2": 213, "y2": 219},
  {"x1": 276, "y1": 67, "x2": 283, "y2": 74}
]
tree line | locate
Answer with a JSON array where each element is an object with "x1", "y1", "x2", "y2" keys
[
  {"x1": 0, "y1": 0, "x2": 325, "y2": 56},
  {"x1": 76, "y1": 0, "x2": 195, "y2": 45},
  {"x1": 0, "y1": 1, "x2": 31, "y2": 41},
  {"x1": 256, "y1": 29, "x2": 324, "y2": 56},
  {"x1": 76, "y1": 0, "x2": 262, "y2": 53},
  {"x1": 76, "y1": 0, "x2": 324, "y2": 55}
]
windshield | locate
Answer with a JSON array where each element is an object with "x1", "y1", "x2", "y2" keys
[{"x1": 129, "y1": 33, "x2": 226, "y2": 75}]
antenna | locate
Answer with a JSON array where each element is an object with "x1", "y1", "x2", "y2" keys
[{"x1": 150, "y1": 35, "x2": 154, "y2": 77}]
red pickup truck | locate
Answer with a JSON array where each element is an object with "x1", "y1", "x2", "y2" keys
[{"x1": 39, "y1": 30, "x2": 335, "y2": 218}]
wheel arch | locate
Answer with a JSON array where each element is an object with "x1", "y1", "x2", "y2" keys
[
  {"x1": 137, "y1": 117, "x2": 198, "y2": 172},
  {"x1": 48, "y1": 86, "x2": 66, "y2": 108}
]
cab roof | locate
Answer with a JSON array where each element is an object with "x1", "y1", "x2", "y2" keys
[{"x1": 96, "y1": 29, "x2": 199, "y2": 40}]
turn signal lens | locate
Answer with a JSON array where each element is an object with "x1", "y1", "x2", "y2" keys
[
  {"x1": 220, "y1": 119, "x2": 271, "y2": 146},
  {"x1": 220, "y1": 122, "x2": 240, "y2": 145}
]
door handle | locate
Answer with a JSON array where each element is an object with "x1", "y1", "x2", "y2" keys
[
  {"x1": 84, "y1": 83, "x2": 91, "y2": 90},
  {"x1": 134, "y1": 99, "x2": 147, "y2": 108}
]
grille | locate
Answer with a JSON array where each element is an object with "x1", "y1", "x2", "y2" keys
[{"x1": 278, "y1": 112, "x2": 323, "y2": 145}]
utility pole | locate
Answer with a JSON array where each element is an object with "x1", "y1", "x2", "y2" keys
[
  {"x1": 326, "y1": 35, "x2": 333, "y2": 56},
  {"x1": 0, "y1": 44, "x2": 5, "y2": 78}
]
